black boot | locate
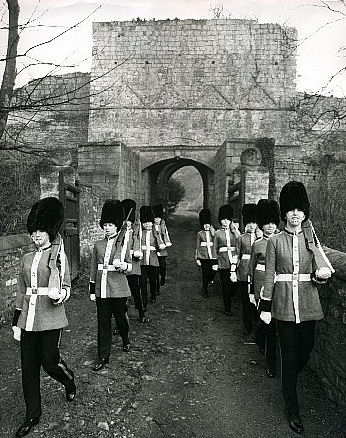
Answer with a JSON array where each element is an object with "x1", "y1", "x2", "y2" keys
[
  {"x1": 92, "y1": 358, "x2": 109, "y2": 371},
  {"x1": 15, "y1": 417, "x2": 40, "y2": 438},
  {"x1": 65, "y1": 377, "x2": 76, "y2": 401},
  {"x1": 287, "y1": 411, "x2": 304, "y2": 434}
]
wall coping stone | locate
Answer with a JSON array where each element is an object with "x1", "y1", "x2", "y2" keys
[{"x1": 0, "y1": 234, "x2": 32, "y2": 252}]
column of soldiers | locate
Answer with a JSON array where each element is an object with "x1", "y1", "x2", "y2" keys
[
  {"x1": 195, "y1": 181, "x2": 333, "y2": 434},
  {"x1": 11, "y1": 181, "x2": 334, "y2": 437}
]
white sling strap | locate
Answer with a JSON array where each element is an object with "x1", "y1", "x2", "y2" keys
[{"x1": 25, "y1": 250, "x2": 43, "y2": 331}]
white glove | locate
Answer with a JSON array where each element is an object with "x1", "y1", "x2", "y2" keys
[
  {"x1": 212, "y1": 265, "x2": 218, "y2": 271},
  {"x1": 230, "y1": 272, "x2": 237, "y2": 283},
  {"x1": 113, "y1": 258, "x2": 121, "y2": 268},
  {"x1": 90, "y1": 293, "x2": 96, "y2": 302},
  {"x1": 12, "y1": 326, "x2": 21, "y2": 341},
  {"x1": 260, "y1": 311, "x2": 272, "y2": 325},
  {"x1": 119, "y1": 261, "x2": 128, "y2": 271},
  {"x1": 48, "y1": 287, "x2": 61, "y2": 300},
  {"x1": 196, "y1": 260, "x2": 201, "y2": 266},
  {"x1": 249, "y1": 294, "x2": 256, "y2": 305},
  {"x1": 133, "y1": 250, "x2": 143, "y2": 259},
  {"x1": 159, "y1": 243, "x2": 166, "y2": 250},
  {"x1": 315, "y1": 267, "x2": 332, "y2": 280},
  {"x1": 165, "y1": 242, "x2": 172, "y2": 247}
]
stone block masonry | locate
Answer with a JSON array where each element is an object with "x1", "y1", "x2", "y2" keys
[{"x1": 89, "y1": 19, "x2": 297, "y2": 149}]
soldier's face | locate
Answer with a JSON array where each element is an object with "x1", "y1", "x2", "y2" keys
[
  {"x1": 262, "y1": 223, "x2": 277, "y2": 236},
  {"x1": 154, "y1": 217, "x2": 161, "y2": 225},
  {"x1": 246, "y1": 222, "x2": 257, "y2": 233},
  {"x1": 221, "y1": 218, "x2": 231, "y2": 228},
  {"x1": 286, "y1": 209, "x2": 305, "y2": 227},
  {"x1": 31, "y1": 230, "x2": 50, "y2": 247},
  {"x1": 204, "y1": 224, "x2": 211, "y2": 231},
  {"x1": 143, "y1": 222, "x2": 153, "y2": 230},
  {"x1": 103, "y1": 223, "x2": 117, "y2": 237}
]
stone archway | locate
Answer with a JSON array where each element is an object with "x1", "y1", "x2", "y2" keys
[{"x1": 142, "y1": 158, "x2": 214, "y2": 213}]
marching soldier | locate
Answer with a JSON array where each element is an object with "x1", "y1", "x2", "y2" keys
[
  {"x1": 121, "y1": 199, "x2": 147, "y2": 323},
  {"x1": 89, "y1": 200, "x2": 133, "y2": 372},
  {"x1": 259, "y1": 181, "x2": 333, "y2": 434},
  {"x1": 212, "y1": 205, "x2": 240, "y2": 315},
  {"x1": 236, "y1": 204, "x2": 262, "y2": 334},
  {"x1": 249, "y1": 199, "x2": 280, "y2": 377},
  {"x1": 153, "y1": 204, "x2": 172, "y2": 293},
  {"x1": 12, "y1": 197, "x2": 75, "y2": 438},
  {"x1": 195, "y1": 208, "x2": 216, "y2": 297},
  {"x1": 139, "y1": 206, "x2": 165, "y2": 308}
]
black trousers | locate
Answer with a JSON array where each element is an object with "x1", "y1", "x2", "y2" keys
[
  {"x1": 265, "y1": 319, "x2": 277, "y2": 372},
  {"x1": 276, "y1": 319, "x2": 316, "y2": 414},
  {"x1": 156, "y1": 256, "x2": 167, "y2": 293},
  {"x1": 219, "y1": 269, "x2": 237, "y2": 313},
  {"x1": 238, "y1": 281, "x2": 258, "y2": 331},
  {"x1": 20, "y1": 329, "x2": 74, "y2": 419},
  {"x1": 127, "y1": 275, "x2": 145, "y2": 316},
  {"x1": 140, "y1": 265, "x2": 158, "y2": 307},
  {"x1": 96, "y1": 297, "x2": 129, "y2": 359},
  {"x1": 199, "y1": 259, "x2": 216, "y2": 295}
]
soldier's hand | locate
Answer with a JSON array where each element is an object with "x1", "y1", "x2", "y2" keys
[
  {"x1": 212, "y1": 264, "x2": 218, "y2": 271},
  {"x1": 12, "y1": 326, "x2": 21, "y2": 341},
  {"x1": 230, "y1": 272, "x2": 237, "y2": 283},
  {"x1": 113, "y1": 259, "x2": 121, "y2": 268},
  {"x1": 133, "y1": 250, "x2": 143, "y2": 259},
  {"x1": 90, "y1": 294, "x2": 96, "y2": 302},
  {"x1": 260, "y1": 311, "x2": 272, "y2": 325},
  {"x1": 159, "y1": 243, "x2": 166, "y2": 250},
  {"x1": 196, "y1": 259, "x2": 201, "y2": 266},
  {"x1": 48, "y1": 287, "x2": 61, "y2": 300},
  {"x1": 249, "y1": 293, "x2": 256, "y2": 305},
  {"x1": 315, "y1": 267, "x2": 332, "y2": 280},
  {"x1": 119, "y1": 261, "x2": 128, "y2": 271}
]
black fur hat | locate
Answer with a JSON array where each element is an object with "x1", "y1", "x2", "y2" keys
[
  {"x1": 121, "y1": 199, "x2": 136, "y2": 223},
  {"x1": 242, "y1": 203, "x2": 258, "y2": 226},
  {"x1": 140, "y1": 205, "x2": 154, "y2": 223},
  {"x1": 279, "y1": 181, "x2": 310, "y2": 222},
  {"x1": 257, "y1": 199, "x2": 280, "y2": 229},
  {"x1": 100, "y1": 200, "x2": 124, "y2": 229},
  {"x1": 199, "y1": 208, "x2": 212, "y2": 227},
  {"x1": 27, "y1": 197, "x2": 64, "y2": 241},
  {"x1": 152, "y1": 204, "x2": 164, "y2": 219},
  {"x1": 218, "y1": 204, "x2": 233, "y2": 223}
]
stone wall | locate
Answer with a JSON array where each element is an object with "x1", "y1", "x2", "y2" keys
[
  {"x1": 310, "y1": 248, "x2": 346, "y2": 411},
  {"x1": 89, "y1": 19, "x2": 297, "y2": 149},
  {"x1": 0, "y1": 234, "x2": 33, "y2": 323}
]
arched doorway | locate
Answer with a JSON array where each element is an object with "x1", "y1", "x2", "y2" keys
[{"x1": 141, "y1": 158, "x2": 214, "y2": 215}]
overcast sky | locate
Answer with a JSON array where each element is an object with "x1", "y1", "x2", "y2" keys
[{"x1": 1, "y1": 0, "x2": 345, "y2": 96}]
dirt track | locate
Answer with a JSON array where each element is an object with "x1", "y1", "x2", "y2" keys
[{"x1": 0, "y1": 213, "x2": 344, "y2": 438}]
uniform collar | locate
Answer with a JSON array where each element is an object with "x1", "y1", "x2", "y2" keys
[{"x1": 284, "y1": 227, "x2": 303, "y2": 236}]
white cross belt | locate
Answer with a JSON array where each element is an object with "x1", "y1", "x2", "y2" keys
[{"x1": 276, "y1": 273, "x2": 311, "y2": 282}]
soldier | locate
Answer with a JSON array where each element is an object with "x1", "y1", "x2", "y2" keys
[
  {"x1": 195, "y1": 208, "x2": 216, "y2": 297},
  {"x1": 259, "y1": 181, "x2": 333, "y2": 434},
  {"x1": 212, "y1": 205, "x2": 240, "y2": 315},
  {"x1": 12, "y1": 197, "x2": 76, "y2": 438},
  {"x1": 153, "y1": 204, "x2": 172, "y2": 294},
  {"x1": 121, "y1": 199, "x2": 147, "y2": 323},
  {"x1": 139, "y1": 206, "x2": 165, "y2": 308},
  {"x1": 89, "y1": 200, "x2": 133, "y2": 372},
  {"x1": 249, "y1": 199, "x2": 280, "y2": 377},
  {"x1": 236, "y1": 204, "x2": 262, "y2": 335}
]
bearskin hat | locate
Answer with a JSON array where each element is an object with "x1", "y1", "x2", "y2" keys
[
  {"x1": 27, "y1": 197, "x2": 64, "y2": 241},
  {"x1": 152, "y1": 204, "x2": 164, "y2": 219},
  {"x1": 100, "y1": 200, "x2": 124, "y2": 229},
  {"x1": 257, "y1": 199, "x2": 280, "y2": 229},
  {"x1": 199, "y1": 208, "x2": 212, "y2": 227},
  {"x1": 279, "y1": 181, "x2": 310, "y2": 222},
  {"x1": 242, "y1": 204, "x2": 258, "y2": 226},
  {"x1": 218, "y1": 204, "x2": 233, "y2": 223},
  {"x1": 140, "y1": 205, "x2": 154, "y2": 223},
  {"x1": 121, "y1": 199, "x2": 136, "y2": 223}
]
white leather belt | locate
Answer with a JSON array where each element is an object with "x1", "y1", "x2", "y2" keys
[
  {"x1": 142, "y1": 246, "x2": 156, "y2": 251},
  {"x1": 242, "y1": 254, "x2": 251, "y2": 260},
  {"x1": 276, "y1": 273, "x2": 311, "y2": 282},
  {"x1": 219, "y1": 246, "x2": 235, "y2": 252},
  {"x1": 98, "y1": 264, "x2": 118, "y2": 271},
  {"x1": 201, "y1": 242, "x2": 213, "y2": 247},
  {"x1": 26, "y1": 287, "x2": 50, "y2": 295},
  {"x1": 255, "y1": 264, "x2": 265, "y2": 272}
]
